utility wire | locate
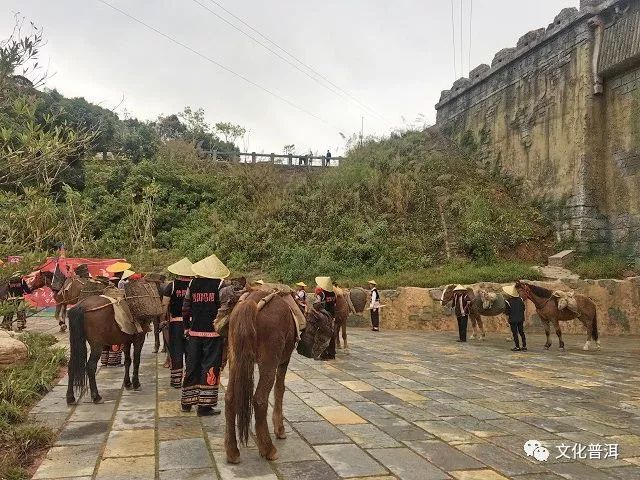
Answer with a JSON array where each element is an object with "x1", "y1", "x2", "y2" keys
[
  {"x1": 96, "y1": 0, "x2": 343, "y2": 131},
  {"x1": 451, "y1": 0, "x2": 457, "y2": 79},
  {"x1": 199, "y1": 0, "x2": 389, "y2": 124}
]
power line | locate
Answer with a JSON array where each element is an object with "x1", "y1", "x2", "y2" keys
[
  {"x1": 95, "y1": 0, "x2": 343, "y2": 132},
  {"x1": 199, "y1": 0, "x2": 389, "y2": 124},
  {"x1": 450, "y1": 0, "x2": 457, "y2": 79}
]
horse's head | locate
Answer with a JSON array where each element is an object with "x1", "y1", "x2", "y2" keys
[
  {"x1": 27, "y1": 270, "x2": 49, "y2": 290},
  {"x1": 515, "y1": 280, "x2": 530, "y2": 300},
  {"x1": 440, "y1": 284, "x2": 456, "y2": 306}
]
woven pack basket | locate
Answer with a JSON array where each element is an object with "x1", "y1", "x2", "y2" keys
[
  {"x1": 349, "y1": 287, "x2": 367, "y2": 313},
  {"x1": 124, "y1": 279, "x2": 163, "y2": 317}
]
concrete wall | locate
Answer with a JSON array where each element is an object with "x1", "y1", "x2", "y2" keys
[
  {"x1": 435, "y1": 0, "x2": 640, "y2": 253},
  {"x1": 350, "y1": 278, "x2": 640, "y2": 336}
]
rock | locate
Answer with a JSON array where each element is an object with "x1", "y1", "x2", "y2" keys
[{"x1": 0, "y1": 330, "x2": 28, "y2": 369}]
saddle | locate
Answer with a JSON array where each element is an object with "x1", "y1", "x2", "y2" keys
[{"x1": 552, "y1": 290, "x2": 579, "y2": 313}]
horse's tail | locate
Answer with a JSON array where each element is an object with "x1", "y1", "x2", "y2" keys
[
  {"x1": 68, "y1": 305, "x2": 88, "y2": 397},
  {"x1": 592, "y1": 310, "x2": 599, "y2": 341},
  {"x1": 229, "y1": 300, "x2": 257, "y2": 446}
]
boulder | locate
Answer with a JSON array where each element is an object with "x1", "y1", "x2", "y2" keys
[{"x1": 0, "y1": 330, "x2": 28, "y2": 369}]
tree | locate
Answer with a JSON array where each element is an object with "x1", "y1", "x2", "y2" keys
[
  {"x1": 215, "y1": 122, "x2": 246, "y2": 146},
  {"x1": 117, "y1": 118, "x2": 160, "y2": 162},
  {"x1": 155, "y1": 114, "x2": 187, "y2": 141}
]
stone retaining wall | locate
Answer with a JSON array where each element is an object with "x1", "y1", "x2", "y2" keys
[{"x1": 349, "y1": 278, "x2": 640, "y2": 336}]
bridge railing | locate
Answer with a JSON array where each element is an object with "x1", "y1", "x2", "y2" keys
[{"x1": 197, "y1": 148, "x2": 343, "y2": 167}]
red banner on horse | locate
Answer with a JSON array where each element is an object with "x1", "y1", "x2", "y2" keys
[{"x1": 25, "y1": 257, "x2": 126, "y2": 308}]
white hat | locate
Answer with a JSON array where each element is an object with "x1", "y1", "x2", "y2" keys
[
  {"x1": 296, "y1": 282, "x2": 307, "y2": 287},
  {"x1": 368, "y1": 280, "x2": 377, "y2": 286},
  {"x1": 167, "y1": 258, "x2": 194, "y2": 277},
  {"x1": 191, "y1": 254, "x2": 230, "y2": 279},
  {"x1": 315, "y1": 276, "x2": 334, "y2": 292},
  {"x1": 121, "y1": 270, "x2": 135, "y2": 280},
  {"x1": 502, "y1": 285, "x2": 519, "y2": 297},
  {"x1": 453, "y1": 284, "x2": 467, "y2": 292},
  {"x1": 254, "y1": 279, "x2": 265, "y2": 285}
]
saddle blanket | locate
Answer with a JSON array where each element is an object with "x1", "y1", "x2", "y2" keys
[{"x1": 99, "y1": 295, "x2": 142, "y2": 335}]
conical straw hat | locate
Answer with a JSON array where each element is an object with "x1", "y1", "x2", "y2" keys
[
  {"x1": 254, "y1": 279, "x2": 265, "y2": 285},
  {"x1": 368, "y1": 280, "x2": 377, "y2": 286},
  {"x1": 106, "y1": 261, "x2": 132, "y2": 273},
  {"x1": 121, "y1": 270, "x2": 135, "y2": 280},
  {"x1": 315, "y1": 276, "x2": 334, "y2": 292},
  {"x1": 191, "y1": 254, "x2": 230, "y2": 279},
  {"x1": 296, "y1": 282, "x2": 307, "y2": 287},
  {"x1": 453, "y1": 284, "x2": 467, "y2": 292},
  {"x1": 167, "y1": 258, "x2": 194, "y2": 277},
  {"x1": 502, "y1": 285, "x2": 519, "y2": 297}
]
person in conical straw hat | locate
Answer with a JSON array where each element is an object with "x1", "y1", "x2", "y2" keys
[
  {"x1": 161, "y1": 258, "x2": 195, "y2": 386},
  {"x1": 105, "y1": 261, "x2": 132, "y2": 287},
  {"x1": 180, "y1": 254, "x2": 228, "y2": 416},
  {"x1": 451, "y1": 284, "x2": 471, "y2": 343},
  {"x1": 252, "y1": 279, "x2": 265, "y2": 287},
  {"x1": 502, "y1": 285, "x2": 527, "y2": 352},
  {"x1": 314, "y1": 277, "x2": 337, "y2": 360},
  {"x1": 294, "y1": 282, "x2": 307, "y2": 313},
  {"x1": 368, "y1": 280, "x2": 381, "y2": 332}
]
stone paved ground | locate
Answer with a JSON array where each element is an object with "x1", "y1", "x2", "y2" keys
[{"x1": 25, "y1": 313, "x2": 640, "y2": 479}]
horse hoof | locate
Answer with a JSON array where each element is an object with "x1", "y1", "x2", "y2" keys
[
  {"x1": 544, "y1": 345, "x2": 551, "y2": 350},
  {"x1": 266, "y1": 448, "x2": 279, "y2": 461},
  {"x1": 60, "y1": 325, "x2": 67, "y2": 333},
  {"x1": 66, "y1": 397, "x2": 76, "y2": 406},
  {"x1": 93, "y1": 396, "x2": 104, "y2": 404},
  {"x1": 470, "y1": 335, "x2": 476, "y2": 340},
  {"x1": 583, "y1": 345, "x2": 590, "y2": 351},
  {"x1": 596, "y1": 344, "x2": 601, "y2": 351},
  {"x1": 480, "y1": 336, "x2": 486, "y2": 341},
  {"x1": 124, "y1": 383, "x2": 132, "y2": 390},
  {"x1": 226, "y1": 455, "x2": 241, "y2": 464},
  {"x1": 560, "y1": 347, "x2": 565, "y2": 352},
  {"x1": 133, "y1": 384, "x2": 141, "y2": 391},
  {"x1": 153, "y1": 349, "x2": 159, "y2": 354}
]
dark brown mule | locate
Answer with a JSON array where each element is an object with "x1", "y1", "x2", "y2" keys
[
  {"x1": 66, "y1": 296, "x2": 154, "y2": 405},
  {"x1": 515, "y1": 281, "x2": 600, "y2": 351},
  {"x1": 225, "y1": 290, "x2": 297, "y2": 464},
  {"x1": 440, "y1": 284, "x2": 507, "y2": 340},
  {"x1": 334, "y1": 288, "x2": 354, "y2": 351}
]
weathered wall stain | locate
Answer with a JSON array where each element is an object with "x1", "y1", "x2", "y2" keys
[{"x1": 435, "y1": 0, "x2": 640, "y2": 253}]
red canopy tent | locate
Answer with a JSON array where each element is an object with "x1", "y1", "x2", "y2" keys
[{"x1": 25, "y1": 257, "x2": 126, "y2": 308}]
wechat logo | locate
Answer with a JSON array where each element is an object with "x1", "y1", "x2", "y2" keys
[{"x1": 524, "y1": 440, "x2": 550, "y2": 462}]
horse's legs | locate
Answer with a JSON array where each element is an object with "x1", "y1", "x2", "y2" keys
[
  {"x1": 477, "y1": 316, "x2": 486, "y2": 339},
  {"x1": 554, "y1": 319, "x2": 565, "y2": 351},
  {"x1": 87, "y1": 343, "x2": 103, "y2": 403},
  {"x1": 335, "y1": 321, "x2": 342, "y2": 349},
  {"x1": 123, "y1": 342, "x2": 132, "y2": 389},
  {"x1": 543, "y1": 319, "x2": 552, "y2": 349},
  {"x1": 272, "y1": 361, "x2": 289, "y2": 440},
  {"x1": 581, "y1": 317, "x2": 593, "y2": 351},
  {"x1": 224, "y1": 368, "x2": 240, "y2": 463},
  {"x1": 342, "y1": 320, "x2": 348, "y2": 350},
  {"x1": 253, "y1": 364, "x2": 278, "y2": 460},
  {"x1": 132, "y1": 335, "x2": 143, "y2": 390},
  {"x1": 469, "y1": 315, "x2": 477, "y2": 339},
  {"x1": 153, "y1": 317, "x2": 160, "y2": 353},
  {"x1": 66, "y1": 351, "x2": 76, "y2": 405}
]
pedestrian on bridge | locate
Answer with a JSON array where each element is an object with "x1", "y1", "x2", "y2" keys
[{"x1": 326, "y1": 150, "x2": 332, "y2": 166}]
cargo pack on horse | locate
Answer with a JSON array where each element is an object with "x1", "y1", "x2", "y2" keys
[
  {"x1": 224, "y1": 289, "x2": 298, "y2": 464},
  {"x1": 440, "y1": 284, "x2": 507, "y2": 339},
  {"x1": 515, "y1": 280, "x2": 600, "y2": 351},
  {"x1": 66, "y1": 278, "x2": 163, "y2": 405},
  {"x1": 42, "y1": 271, "x2": 109, "y2": 332}
]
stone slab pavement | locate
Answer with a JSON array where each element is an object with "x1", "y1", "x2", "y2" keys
[{"x1": 24, "y1": 313, "x2": 640, "y2": 479}]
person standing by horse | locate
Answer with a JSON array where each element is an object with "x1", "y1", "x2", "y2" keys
[
  {"x1": 295, "y1": 282, "x2": 307, "y2": 313},
  {"x1": 451, "y1": 285, "x2": 471, "y2": 343},
  {"x1": 1, "y1": 273, "x2": 33, "y2": 331},
  {"x1": 162, "y1": 258, "x2": 195, "y2": 388},
  {"x1": 181, "y1": 254, "x2": 229, "y2": 416},
  {"x1": 315, "y1": 276, "x2": 337, "y2": 360},
  {"x1": 101, "y1": 262, "x2": 132, "y2": 367},
  {"x1": 368, "y1": 280, "x2": 381, "y2": 332},
  {"x1": 503, "y1": 285, "x2": 527, "y2": 352}
]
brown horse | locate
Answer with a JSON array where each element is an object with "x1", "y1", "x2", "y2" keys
[
  {"x1": 66, "y1": 289, "x2": 156, "y2": 405},
  {"x1": 334, "y1": 288, "x2": 354, "y2": 351},
  {"x1": 515, "y1": 280, "x2": 600, "y2": 351},
  {"x1": 42, "y1": 271, "x2": 108, "y2": 332},
  {"x1": 224, "y1": 290, "x2": 297, "y2": 464},
  {"x1": 441, "y1": 284, "x2": 507, "y2": 339}
]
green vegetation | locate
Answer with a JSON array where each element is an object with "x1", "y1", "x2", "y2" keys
[
  {"x1": 1, "y1": 23, "x2": 553, "y2": 288},
  {"x1": 0, "y1": 333, "x2": 66, "y2": 480},
  {"x1": 570, "y1": 253, "x2": 638, "y2": 280}
]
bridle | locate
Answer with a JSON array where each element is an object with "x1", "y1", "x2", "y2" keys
[{"x1": 519, "y1": 283, "x2": 552, "y2": 310}]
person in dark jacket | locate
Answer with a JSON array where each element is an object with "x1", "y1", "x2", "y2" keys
[
  {"x1": 451, "y1": 285, "x2": 471, "y2": 342},
  {"x1": 162, "y1": 258, "x2": 195, "y2": 388},
  {"x1": 2, "y1": 274, "x2": 32, "y2": 331},
  {"x1": 181, "y1": 254, "x2": 229, "y2": 416},
  {"x1": 315, "y1": 276, "x2": 336, "y2": 360},
  {"x1": 503, "y1": 285, "x2": 527, "y2": 352}
]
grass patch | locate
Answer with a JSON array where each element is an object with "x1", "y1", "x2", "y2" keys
[
  {"x1": 0, "y1": 332, "x2": 66, "y2": 480},
  {"x1": 335, "y1": 260, "x2": 542, "y2": 289},
  {"x1": 570, "y1": 254, "x2": 638, "y2": 279}
]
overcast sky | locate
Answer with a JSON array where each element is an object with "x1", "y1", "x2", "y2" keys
[{"x1": 3, "y1": 0, "x2": 578, "y2": 155}]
